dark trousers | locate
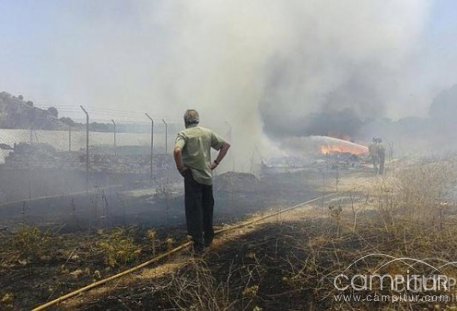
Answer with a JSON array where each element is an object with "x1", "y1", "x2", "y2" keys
[
  {"x1": 379, "y1": 154, "x2": 385, "y2": 175},
  {"x1": 184, "y1": 170, "x2": 214, "y2": 246}
]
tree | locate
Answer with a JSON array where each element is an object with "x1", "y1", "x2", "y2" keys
[
  {"x1": 47, "y1": 107, "x2": 58, "y2": 118},
  {"x1": 60, "y1": 117, "x2": 75, "y2": 126}
]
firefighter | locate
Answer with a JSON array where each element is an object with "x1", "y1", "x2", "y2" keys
[
  {"x1": 368, "y1": 137, "x2": 379, "y2": 174},
  {"x1": 377, "y1": 138, "x2": 386, "y2": 175}
]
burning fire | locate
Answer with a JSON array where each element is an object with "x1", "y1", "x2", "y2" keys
[
  {"x1": 320, "y1": 141, "x2": 368, "y2": 156},
  {"x1": 285, "y1": 135, "x2": 369, "y2": 157}
]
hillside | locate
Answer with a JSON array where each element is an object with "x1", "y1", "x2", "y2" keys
[
  {"x1": 0, "y1": 92, "x2": 74, "y2": 130},
  {"x1": 0, "y1": 92, "x2": 156, "y2": 133}
]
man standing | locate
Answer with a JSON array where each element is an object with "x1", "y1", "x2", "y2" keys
[
  {"x1": 174, "y1": 109, "x2": 230, "y2": 252},
  {"x1": 368, "y1": 137, "x2": 379, "y2": 174},
  {"x1": 377, "y1": 138, "x2": 386, "y2": 175}
]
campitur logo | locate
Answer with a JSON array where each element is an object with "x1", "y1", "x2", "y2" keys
[
  {"x1": 334, "y1": 272, "x2": 456, "y2": 293},
  {"x1": 332, "y1": 253, "x2": 457, "y2": 294}
]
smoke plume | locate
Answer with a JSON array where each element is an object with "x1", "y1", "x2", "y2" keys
[
  {"x1": 0, "y1": 0, "x2": 432, "y2": 166},
  {"x1": 142, "y1": 0, "x2": 429, "y2": 158}
]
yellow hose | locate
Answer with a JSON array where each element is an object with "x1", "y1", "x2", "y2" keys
[{"x1": 32, "y1": 193, "x2": 334, "y2": 310}]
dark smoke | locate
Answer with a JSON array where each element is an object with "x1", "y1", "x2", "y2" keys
[
  {"x1": 259, "y1": 61, "x2": 384, "y2": 140},
  {"x1": 261, "y1": 108, "x2": 365, "y2": 139},
  {"x1": 356, "y1": 83, "x2": 457, "y2": 156}
]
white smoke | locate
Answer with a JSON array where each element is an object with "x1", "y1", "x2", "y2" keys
[
  {"x1": 0, "y1": 0, "x2": 433, "y2": 169},
  {"x1": 139, "y1": 0, "x2": 431, "y2": 164}
]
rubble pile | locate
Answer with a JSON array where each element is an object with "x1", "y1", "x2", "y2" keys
[
  {"x1": 4, "y1": 143, "x2": 62, "y2": 169},
  {"x1": 2, "y1": 143, "x2": 174, "y2": 175},
  {"x1": 323, "y1": 152, "x2": 364, "y2": 169}
]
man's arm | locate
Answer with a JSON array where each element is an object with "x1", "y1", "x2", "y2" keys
[
  {"x1": 174, "y1": 146, "x2": 188, "y2": 176},
  {"x1": 210, "y1": 142, "x2": 230, "y2": 170},
  {"x1": 174, "y1": 132, "x2": 188, "y2": 176}
]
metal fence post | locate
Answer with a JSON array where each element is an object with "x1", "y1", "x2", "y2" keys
[
  {"x1": 111, "y1": 119, "x2": 116, "y2": 156},
  {"x1": 145, "y1": 113, "x2": 154, "y2": 181},
  {"x1": 68, "y1": 125, "x2": 72, "y2": 152},
  {"x1": 162, "y1": 118, "x2": 168, "y2": 154},
  {"x1": 80, "y1": 106, "x2": 89, "y2": 190}
]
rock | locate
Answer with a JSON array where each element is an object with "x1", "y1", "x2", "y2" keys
[
  {"x1": 40, "y1": 255, "x2": 52, "y2": 262},
  {"x1": 70, "y1": 269, "x2": 84, "y2": 278},
  {"x1": 1, "y1": 293, "x2": 13, "y2": 304},
  {"x1": 93, "y1": 270, "x2": 102, "y2": 279}
]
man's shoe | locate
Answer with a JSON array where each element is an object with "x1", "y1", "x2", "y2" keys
[
  {"x1": 204, "y1": 240, "x2": 213, "y2": 247},
  {"x1": 192, "y1": 243, "x2": 205, "y2": 255}
]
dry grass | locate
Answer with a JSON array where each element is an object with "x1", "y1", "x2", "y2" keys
[
  {"x1": 12, "y1": 226, "x2": 53, "y2": 259},
  {"x1": 295, "y1": 157, "x2": 457, "y2": 310},
  {"x1": 95, "y1": 228, "x2": 142, "y2": 267},
  {"x1": 5, "y1": 157, "x2": 457, "y2": 310},
  {"x1": 158, "y1": 157, "x2": 457, "y2": 310},
  {"x1": 164, "y1": 259, "x2": 237, "y2": 311}
]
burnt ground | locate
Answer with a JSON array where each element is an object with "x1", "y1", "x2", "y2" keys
[
  {"x1": 5, "y1": 159, "x2": 457, "y2": 310},
  {"x1": 67, "y1": 204, "x2": 457, "y2": 311},
  {"x1": 0, "y1": 167, "x2": 331, "y2": 231},
  {"x1": 0, "y1": 167, "x2": 361, "y2": 310},
  {"x1": 78, "y1": 221, "x2": 321, "y2": 311},
  {"x1": 0, "y1": 226, "x2": 188, "y2": 310},
  {"x1": 30, "y1": 157, "x2": 457, "y2": 311}
]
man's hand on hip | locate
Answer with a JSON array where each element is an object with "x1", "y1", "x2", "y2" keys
[{"x1": 209, "y1": 161, "x2": 218, "y2": 170}]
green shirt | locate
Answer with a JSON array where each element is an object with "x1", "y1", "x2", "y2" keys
[{"x1": 175, "y1": 125, "x2": 226, "y2": 185}]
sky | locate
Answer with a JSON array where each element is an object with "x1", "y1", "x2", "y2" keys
[
  {"x1": 0, "y1": 0, "x2": 457, "y2": 139},
  {"x1": 0, "y1": 1, "x2": 171, "y2": 121},
  {"x1": 423, "y1": 0, "x2": 457, "y2": 96}
]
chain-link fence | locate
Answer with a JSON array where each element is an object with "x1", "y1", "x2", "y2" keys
[
  {"x1": 0, "y1": 103, "x2": 266, "y2": 231},
  {"x1": 0, "y1": 119, "x2": 188, "y2": 229}
]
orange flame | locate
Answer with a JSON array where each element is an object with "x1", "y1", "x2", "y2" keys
[{"x1": 320, "y1": 144, "x2": 368, "y2": 156}]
